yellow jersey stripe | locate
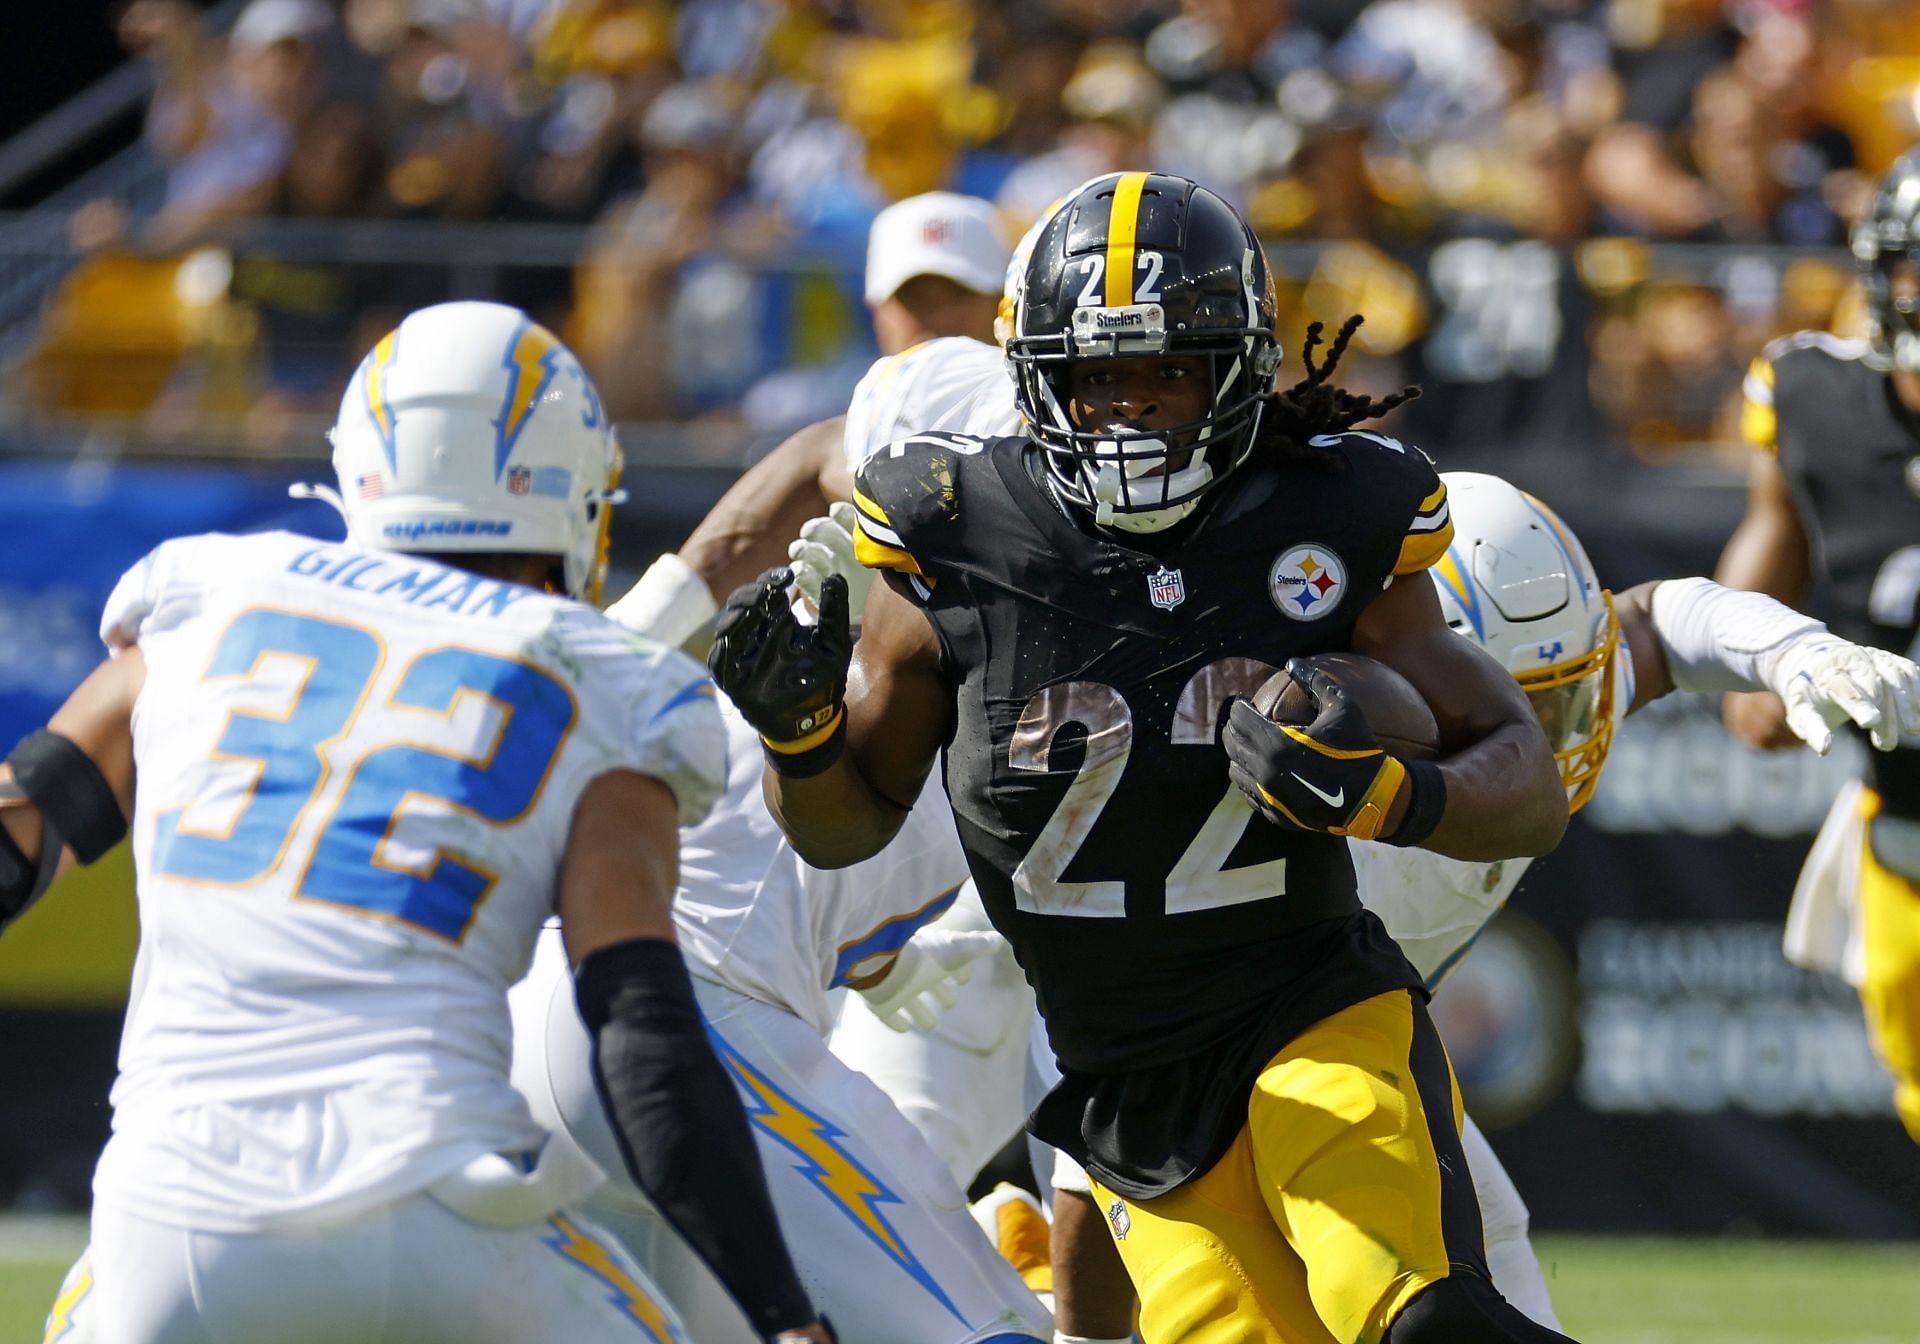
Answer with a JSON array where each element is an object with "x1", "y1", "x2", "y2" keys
[
  {"x1": 1395, "y1": 519, "x2": 1455, "y2": 575},
  {"x1": 851, "y1": 487, "x2": 894, "y2": 530},
  {"x1": 1414, "y1": 483, "x2": 1447, "y2": 516},
  {"x1": 1104, "y1": 172, "x2": 1149, "y2": 307},
  {"x1": 853, "y1": 530, "x2": 925, "y2": 576},
  {"x1": 1740, "y1": 357, "x2": 1779, "y2": 452},
  {"x1": 1278, "y1": 725, "x2": 1385, "y2": 761}
]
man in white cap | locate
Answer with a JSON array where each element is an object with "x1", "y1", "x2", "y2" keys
[
  {"x1": 607, "y1": 191, "x2": 1011, "y2": 640},
  {"x1": 864, "y1": 191, "x2": 1008, "y2": 357}
]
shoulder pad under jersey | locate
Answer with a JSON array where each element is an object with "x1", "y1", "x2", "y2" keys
[
  {"x1": 842, "y1": 337, "x2": 1016, "y2": 474},
  {"x1": 547, "y1": 605, "x2": 728, "y2": 828},
  {"x1": 1306, "y1": 431, "x2": 1452, "y2": 576},
  {"x1": 850, "y1": 431, "x2": 1006, "y2": 586}
]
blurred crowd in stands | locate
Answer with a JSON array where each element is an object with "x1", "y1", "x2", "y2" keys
[{"x1": 19, "y1": 0, "x2": 1920, "y2": 460}]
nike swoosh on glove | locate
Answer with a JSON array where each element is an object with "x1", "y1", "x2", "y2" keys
[
  {"x1": 1222, "y1": 658, "x2": 1411, "y2": 841},
  {"x1": 708, "y1": 567, "x2": 852, "y2": 755},
  {"x1": 1772, "y1": 640, "x2": 1920, "y2": 754}
]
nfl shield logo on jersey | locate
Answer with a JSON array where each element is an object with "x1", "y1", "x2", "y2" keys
[
  {"x1": 1269, "y1": 544, "x2": 1347, "y2": 621},
  {"x1": 1147, "y1": 565, "x2": 1186, "y2": 610},
  {"x1": 1107, "y1": 1198, "x2": 1131, "y2": 1241}
]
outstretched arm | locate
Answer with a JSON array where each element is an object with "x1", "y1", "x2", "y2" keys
[
  {"x1": 1, "y1": 650, "x2": 142, "y2": 935},
  {"x1": 1614, "y1": 578, "x2": 1920, "y2": 752},
  {"x1": 559, "y1": 771, "x2": 832, "y2": 1344},
  {"x1": 606, "y1": 417, "x2": 848, "y2": 647},
  {"x1": 1713, "y1": 447, "x2": 1815, "y2": 748}
]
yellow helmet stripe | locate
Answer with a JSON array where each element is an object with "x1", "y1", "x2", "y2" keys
[{"x1": 1104, "y1": 172, "x2": 1150, "y2": 307}]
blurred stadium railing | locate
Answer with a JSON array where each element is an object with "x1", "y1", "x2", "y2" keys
[{"x1": 0, "y1": 213, "x2": 1858, "y2": 468}]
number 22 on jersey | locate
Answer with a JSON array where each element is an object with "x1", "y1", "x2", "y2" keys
[
  {"x1": 1009, "y1": 657, "x2": 1283, "y2": 918},
  {"x1": 151, "y1": 608, "x2": 575, "y2": 942}
]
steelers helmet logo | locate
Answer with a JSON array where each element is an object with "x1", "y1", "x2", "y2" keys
[{"x1": 1270, "y1": 544, "x2": 1347, "y2": 620}]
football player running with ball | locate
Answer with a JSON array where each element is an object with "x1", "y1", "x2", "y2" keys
[
  {"x1": 13, "y1": 303, "x2": 832, "y2": 1344},
  {"x1": 711, "y1": 173, "x2": 1579, "y2": 1343}
]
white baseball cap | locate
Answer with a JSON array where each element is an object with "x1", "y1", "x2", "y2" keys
[
  {"x1": 230, "y1": 0, "x2": 332, "y2": 51},
  {"x1": 864, "y1": 192, "x2": 1009, "y2": 305}
]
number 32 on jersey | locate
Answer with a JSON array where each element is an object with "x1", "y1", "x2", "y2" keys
[{"x1": 151, "y1": 608, "x2": 575, "y2": 942}]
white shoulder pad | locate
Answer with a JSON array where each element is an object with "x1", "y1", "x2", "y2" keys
[
  {"x1": 550, "y1": 606, "x2": 728, "y2": 828},
  {"x1": 99, "y1": 532, "x2": 264, "y2": 651},
  {"x1": 842, "y1": 336, "x2": 1018, "y2": 474}
]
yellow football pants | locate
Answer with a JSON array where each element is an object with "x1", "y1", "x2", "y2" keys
[
  {"x1": 1858, "y1": 789, "x2": 1920, "y2": 1144},
  {"x1": 1088, "y1": 990, "x2": 1486, "y2": 1344}
]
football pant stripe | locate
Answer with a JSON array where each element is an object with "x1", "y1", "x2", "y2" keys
[{"x1": 1104, "y1": 171, "x2": 1150, "y2": 307}]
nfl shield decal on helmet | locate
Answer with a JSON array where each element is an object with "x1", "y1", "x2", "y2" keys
[
  {"x1": 1270, "y1": 544, "x2": 1346, "y2": 620},
  {"x1": 1147, "y1": 565, "x2": 1186, "y2": 610},
  {"x1": 507, "y1": 466, "x2": 532, "y2": 495}
]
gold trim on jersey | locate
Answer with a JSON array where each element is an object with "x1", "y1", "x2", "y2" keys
[
  {"x1": 1104, "y1": 172, "x2": 1149, "y2": 307},
  {"x1": 1395, "y1": 483, "x2": 1453, "y2": 575},
  {"x1": 1741, "y1": 355, "x2": 1779, "y2": 452},
  {"x1": 850, "y1": 487, "x2": 927, "y2": 575}
]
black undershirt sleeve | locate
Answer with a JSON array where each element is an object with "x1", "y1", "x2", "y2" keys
[{"x1": 574, "y1": 936, "x2": 818, "y2": 1340}]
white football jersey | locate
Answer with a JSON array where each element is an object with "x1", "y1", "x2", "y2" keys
[
  {"x1": 1353, "y1": 634, "x2": 1636, "y2": 985},
  {"x1": 93, "y1": 530, "x2": 725, "y2": 1231},
  {"x1": 842, "y1": 336, "x2": 1021, "y2": 473},
  {"x1": 674, "y1": 696, "x2": 969, "y2": 1038}
]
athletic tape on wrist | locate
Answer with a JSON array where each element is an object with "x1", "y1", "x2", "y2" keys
[
  {"x1": 604, "y1": 552, "x2": 719, "y2": 648},
  {"x1": 1381, "y1": 760, "x2": 1446, "y2": 848}
]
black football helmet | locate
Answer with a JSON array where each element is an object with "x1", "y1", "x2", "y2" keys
[
  {"x1": 1006, "y1": 172, "x2": 1282, "y2": 533},
  {"x1": 1854, "y1": 150, "x2": 1920, "y2": 372}
]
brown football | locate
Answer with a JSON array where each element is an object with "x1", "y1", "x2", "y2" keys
[{"x1": 1250, "y1": 652, "x2": 1442, "y2": 761}]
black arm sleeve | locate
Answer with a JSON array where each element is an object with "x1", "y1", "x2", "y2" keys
[{"x1": 574, "y1": 937, "x2": 818, "y2": 1340}]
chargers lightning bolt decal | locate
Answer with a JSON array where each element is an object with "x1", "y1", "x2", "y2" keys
[
  {"x1": 706, "y1": 1026, "x2": 970, "y2": 1325},
  {"x1": 360, "y1": 329, "x2": 402, "y2": 470},
  {"x1": 496, "y1": 317, "x2": 565, "y2": 479},
  {"x1": 544, "y1": 1215, "x2": 687, "y2": 1341}
]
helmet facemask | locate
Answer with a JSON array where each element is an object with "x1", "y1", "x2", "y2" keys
[
  {"x1": 1013, "y1": 316, "x2": 1274, "y2": 532},
  {"x1": 1517, "y1": 593, "x2": 1619, "y2": 814},
  {"x1": 1005, "y1": 173, "x2": 1282, "y2": 535}
]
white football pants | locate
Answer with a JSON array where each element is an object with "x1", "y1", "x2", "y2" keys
[
  {"x1": 1459, "y1": 1112, "x2": 1561, "y2": 1329},
  {"x1": 51, "y1": 1192, "x2": 688, "y2": 1344},
  {"x1": 507, "y1": 929, "x2": 1052, "y2": 1344},
  {"x1": 829, "y1": 883, "x2": 1036, "y2": 1192}
]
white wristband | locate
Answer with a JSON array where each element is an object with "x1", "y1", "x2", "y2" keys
[
  {"x1": 603, "y1": 552, "x2": 718, "y2": 648},
  {"x1": 1648, "y1": 577, "x2": 1832, "y2": 695}
]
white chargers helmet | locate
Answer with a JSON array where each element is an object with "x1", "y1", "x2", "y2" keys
[
  {"x1": 302, "y1": 301, "x2": 625, "y2": 603},
  {"x1": 1429, "y1": 471, "x2": 1620, "y2": 813}
]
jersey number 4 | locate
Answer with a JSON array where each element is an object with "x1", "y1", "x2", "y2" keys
[
  {"x1": 150, "y1": 609, "x2": 574, "y2": 942},
  {"x1": 1009, "y1": 657, "x2": 1284, "y2": 918}
]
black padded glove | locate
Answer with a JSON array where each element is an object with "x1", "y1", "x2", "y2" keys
[
  {"x1": 1222, "y1": 658, "x2": 1411, "y2": 842},
  {"x1": 708, "y1": 567, "x2": 853, "y2": 775}
]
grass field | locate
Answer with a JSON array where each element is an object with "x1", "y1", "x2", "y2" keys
[{"x1": 3, "y1": 1218, "x2": 1917, "y2": 1341}]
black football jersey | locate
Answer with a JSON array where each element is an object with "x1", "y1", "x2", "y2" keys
[
  {"x1": 1746, "y1": 333, "x2": 1920, "y2": 814},
  {"x1": 852, "y1": 429, "x2": 1453, "y2": 1194}
]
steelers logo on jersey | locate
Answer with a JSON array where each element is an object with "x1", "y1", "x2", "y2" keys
[{"x1": 1269, "y1": 544, "x2": 1348, "y2": 621}]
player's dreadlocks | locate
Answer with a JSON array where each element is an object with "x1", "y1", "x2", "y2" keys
[{"x1": 1255, "y1": 315, "x2": 1421, "y2": 468}]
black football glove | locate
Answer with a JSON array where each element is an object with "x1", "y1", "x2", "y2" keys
[
  {"x1": 1223, "y1": 658, "x2": 1410, "y2": 841},
  {"x1": 708, "y1": 567, "x2": 853, "y2": 774}
]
